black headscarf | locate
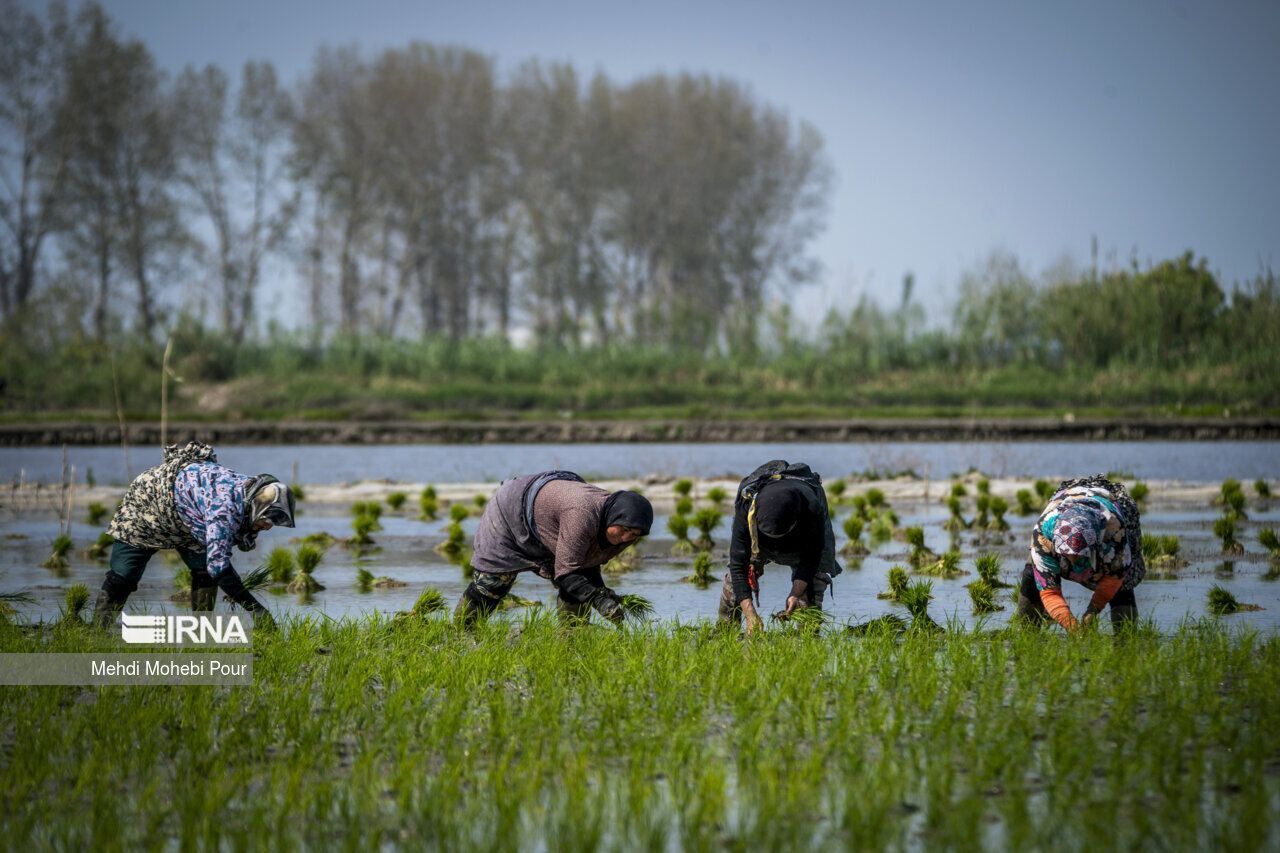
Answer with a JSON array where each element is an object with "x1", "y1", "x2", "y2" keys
[
  {"x1": 755, "y1": 480, "x2": 816, "y2": 548},
  {"x1": 234, "y1": 476, "x2": 297, "y2": 552},
  {"x1": 599, "y1": 490, "x2": 653, "y2": 545}
]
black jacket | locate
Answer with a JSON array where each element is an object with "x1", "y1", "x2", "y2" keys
[{"x1": 726, "y1": 460, "x2": 841, "y2": 604}]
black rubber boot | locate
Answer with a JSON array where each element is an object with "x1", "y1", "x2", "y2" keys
[
  {"x1": 190, "y1": 569, "x2": 218, "y2": 612},
  {"x1": 716, "y1": 572, "x2": 741, "y2": 625},
  {"x1": 556, "y1": 594, "x2": 593, "y2": 625},
  {"x1": 454, "y1": 582, "x2": 500, "y2": 627},
  {"x1": 92, "y1": 571, "x2": 133, "y2": 629},
  {"x1": 1110, "y1": 604, "x2": 1138, "y2": 629}
]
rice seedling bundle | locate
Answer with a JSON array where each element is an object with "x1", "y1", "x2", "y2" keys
[
  {"x1": 705, "y1": 486, "x2": 727, "y2": 506},
  {"x1": 449, "y1": 503, "x2": 470, "y2": 523},
  {"x1": 87, "y1": 533, "x2": 113, "y2": 561},
  {"x1": 85, "y1": 502, "x2": 108, "y2": 526},
  {"x1": 686, "y1": 552, "x2": 715, "y2": 587},
  {"x1": 1034, "y1": 479, "x2": 1054, "y2": 500},
  {"x1": 692, "y1": 508, "x2": 721, "y2": 551},
  {"x1": 826, "y1": 479, "x2": 847, "y2": 500},
  {"x1": 42, "y1": 534, "x2": 73, "y2": 570},
  {"x1": 265, "y1": 548, "x2": 296, "y2": 585},
  {"x1": 974, "y1": 552, "x2": 1010, "y2": 587},
  {"x1": 386, "y1": 492, "x2": 408, "y2": 511},
  {"x1": 865, "y1": 487, "x2": 886, "y2": 507},
  {"x1": 675, "y1": 497, "x2": 694, "y2": 517},
  {"x1": 63, "y1": 584, "x2": 90, "y2": 621},
  {"x1": 1015, "y1": 489, "x2": 1038, "y2": 515},
  {"x1": 968, "y1": 581, "x2": 1002, "y2": 614},
  {"x1": 418, "y1": 487, "x2": 439, "y2": 520},
  {"x1": 1213, "y1": 515, "x2": 1244, "y2": 555},
  {"x1": 1259, "y1": 528, "x2": 1280, "y2": 556},
  {"x1": 667, "y1": 514, "x2": 694, "y2": 555},
  {"x1": 1130, "y1": 481, "x2": 1149, "y2": 503},
  {"x1": 673, "y1": 479, "x2": 694, "y2": 497},
  {"x1": 1254, "y1": 479, "x2": 1272, "y2": 499},
  {"x1": 1207, "y1": 585, "x2": 1262, "y2": 614},
  {"x1": 878, "y1": 565, "x2": 909, "y2": 601}
]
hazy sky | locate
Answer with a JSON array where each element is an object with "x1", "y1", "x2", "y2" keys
[{"x1": 71, "y1": 0, "x2": 1280, "y2": 321}]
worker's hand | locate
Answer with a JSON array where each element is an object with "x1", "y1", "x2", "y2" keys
[
  {"x1": 591, "y1": 587, "x2": 625, "y2": 623},
  {"x1": 741, "y1": 600, "x2": 764, "y2": 635},
  {"x1": 784, "y1": 595, "x2": 804, "y2": 616}
]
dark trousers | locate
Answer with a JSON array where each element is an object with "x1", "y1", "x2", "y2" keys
[
  {"x1": 1017, "y1": 563, "x2": 1137, "y2": 624},
  {"x1": 105, "y1": 541, "x2": 213, "y2": 597}
]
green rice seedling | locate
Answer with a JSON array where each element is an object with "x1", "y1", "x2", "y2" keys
[
  {"x1": 878, "y1": 565, "x2": 910, "y2": 601},
  {"x1": 240, "y1": 565, "x2": 272, "y2": 592},
  {"x1": 865, "y1": 487, "x2": 886, "y2": 508},
  {"x1": 968, "y1": 581, "x2": 1002, "y2": 613},
  {"x1": 685, "y1": 551, "x2": 714, "y2": 587},
  {"x1": 675, "y1": 496, "x2": 694, "y2": 516},
  {"x1": 410, "y1": 587, "x2": 446, "y2": 617},
  {"x1": 842, "y1": 515, "x2": 868, "y2": 556},
  {"x1": 949, "y1": 481, "x2": 967, "y2": 499},
  {"x1": 356, "y1": 567, "x2": 375, "y2": 592},
  {"x1": 472, "y1": 494, "x2": 488, "y2": 515},
  {"x1": 350, "y1": 514, "x2": 377, "y2": 546},
  {"x1": 604, "y1": 548, "x2": 642, "y2": 573},
  {"x1": 919, "y1": 550, "x2": 964, "y2": 579},
  {"x1": 0, "y1": 587, "x2": 35, "y2": 620},
  {"x1": 1142, "y1": 534, "x2": 1185, "y2": 569},
  {"x1": 1130, "y1": 481, "x2": 1149, "y2": 503},
  {"x1": 705, "y1": 486, "x2": 727, "y2": 506},
  {"x1": 287, "y1": 548, "x2": 325, "y2": 594},
  {"x1": 289, "y1": 483, "x2": 305, "y2": 501},
  {"x1": 826, "y1": 479, "x2": 847, "y2": 501},
  {"x1": 667, "y1": 514, "x2": 694, "y2": 555},
  {"x1": 1213, "y1": 515, "x2": 1244, "y2": 555},
  {"x1": 386, "y1": 491, "x2": 408, "y2": 511},
  {"x1": 85, "y1": 502, "x2": 108, "y2": 526},
  {"x1": 87, "y1": 532, "x2": 113, "y2": 561},
  {"x1": 1207, "y1": 585, "x2": 1262, "y2": 614},
  {"x1": 904, "y1": 526, "x2": 935, "y2": 567},
  {"x1": 868, "y1": 511, "x2": 895, "y2": 542},
  {"x1": 974, "y1": 552, "x2": 1010, "y2": 587},
  {"x1": 435, "y1": 521, "x2": 466, "y2": 557},
  {"x1": 987, "y1": 495, "x2": 1010, "y2": 531},
  {"x1": 298, "y1": 531, "x2": 336, "y2": 549},
  {"x1": 617, "y1": 593, "x2": 655, "y2": 622},
  {"x1": 1034, "y1": 478, "x2": 1054, "y2": 500},
  {"x1": 264, "y1": 547, "x2": 296, "y2": 585},
  {"x1": 374, "y1": 575, "x2": 406, "y2": 588},
  {"x1": 849, "y1": 494, "x2": 869, "y2": 520},
  {"x1": 673, "y1": 478, "x2": 694, "y2": 497},
  {"x1": 62, "y1": 583, "x2": 90, "y2": 623},
  {"x1": 976, "y1": 477, "x2": 990, "y2": 495},
  {"x1": 973, "y1": 494, "x2": 991, "y2": 528},
  {"x1": 775, "y1": 605, "x2": 832, "y2": 634},
  {"x1": 846, "y1": 612, "x2": 907, "y2": 636},
  {"x1": 900, "y1": 580, "x2": 942, "y2": 632},
  {"x1": 295, "y1": 543, "x2": 324, "y2": 575},
  {"x1": 1259, "y1": 528, "x2": 1280, "y2": 556},
  {"x1": 692, "y1": 507, "x2": 721, "y2": 551},
  {"x1": 449, "y1": 503, "x2": 470, "y2": 523},
  {"x1": 42, "y1": 534, "x2": 73, "y2": 571},
  {"x1": 943, "y1": 496, "x2": 969, "y2": 532},
  {"x1": 1015, "y1": 489, "x2": 1038, "y2": 515},
  {"x1": 1254, "y1": 479, "x2": 1272, "y2": 499},
  {"x1": 1219, "y1": 478, "x2": 1243, "y2": 502},
  {"x1": 418, "y1": 486, "x2": 439, "y2": 520}
]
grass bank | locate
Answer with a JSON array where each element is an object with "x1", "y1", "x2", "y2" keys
[{"x1": 1, "y1": 616, "x2": 1276, "y2": 849}]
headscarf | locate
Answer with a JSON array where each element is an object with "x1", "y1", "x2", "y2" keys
[
  {"x1": 235, "y1": 475, "x2": 296, "y2": 552},
  {"x1": 755, "y1": 481, "x2": 811, "y2": 542},
  {"x1": 599, "y1": 490, "x2": 653, "y2": 545},
  {"x1": 1051, "y1": 504, "x2": 1103, "y2": 570}
]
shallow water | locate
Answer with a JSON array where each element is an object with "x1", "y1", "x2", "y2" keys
[
  {"x1": 5, "y1": 498, "x2": 1278, "y2": 633},
  {"x1": 4, "y1": 439, "x2": 1280, "y2": 484}
]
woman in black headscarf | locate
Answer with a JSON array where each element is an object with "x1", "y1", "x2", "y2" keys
[
  {"x1": 458, "y1": 471, "x2": 653, "y2": 624},
  {"x1": 719, "y1": 461, "x2": 841, "y2": 634}
]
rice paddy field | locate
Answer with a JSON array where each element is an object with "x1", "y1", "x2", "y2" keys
[{"x1": 2, "y1": 443, "x2": 1279, "y2": 849}]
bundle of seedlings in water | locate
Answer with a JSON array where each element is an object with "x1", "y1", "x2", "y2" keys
[
  {"x1": 86, "y1": 533, "x2": 113, "y2": 561},
  {"x1": 449, "y1": 546, "x2": 475, "y2": 579},
  {"x1": 973, "y1": 494, "x2": 991, "y2": 529},
  {"x1": 692, "y1": 508, "x2": 721, "y2": 551},
  {"x1": 239, "y1": 564, "x2": 273, "y2": 593},
  {"x1": 878, "y1": 566, "x2": 910, "y2": 601},
  {"x1": 386, "y1": 491, "x2": 408, "y2": 511},
  {"x1": 287, "y1": 544, "x2": 326, "y2": 594},
  {"x1": 1034, "y1": 479, "x2": 1055, "y2": 501},
  {"x1": 976, "y1": 477, "x2": 991, "y2": 496},
  {"x1": 616, "y1": 593, "x2": 655, "y2": 622},
  {"x1": 1130, "y1": 481, "x2": 1149, "y2": 504},
  {"x1": 449, "y1": 503, "x2": 470, "y2": 523},
  {"x1": 987, "y1": 496, "x2": 1010, "y2": 532},
  {"x1": 685, "y1": 551, "x2": 714, "y2": 587},
  {"x1": 949, "y1": 481, "x2": 967, "y2": 502},
  {"x1": 85, "y1": 502, "x2": 108, "y2": 526},
  {"x1": 0, "y1": 587, "x2": 36, "y2": 621},
  {"x1": 471, "y1": 494, "x2": 488, "y2": 515},
  {"x1": 1255, "y1": 480, "x2": 1272, "y2": 499},
  {"x1": 350, "y1": 514, "x2": 378, "y2": 547},
  {"x1": 705, "y1": 486, "x2": 728, "y2": 507},
  {"x1": 356, "y1": 567, "x2": 407, "y2": 591},
  {"x1": 667, "y1": 514, "x2": 694, "y2": 555},
  {"x1": 849, "y1": 494, "x2": 870, "y2": 521},
  {"x1": 1141, "y1": 534, "x2": 1186, "y2": 569},
  {"x1": 920, "y1": 550, "x2": 965, "y2": 579},
  {"x1": 1213, "y1": 515, "x2": 1244, "y2": 555},
  {"x1": 1259, "y1": 528, "x2": 1280, "y2": 558},
  {"x1": 973, "y1": 552, "x2": 1011, "y2": 588},
  {"x1": 289, "y1": 483, "x2": 305, "y2": 502},
  {"x1": 842, "y1": 515, "x2": 868, "y2": 556},
  {"x1": 968, "y1": 581, "x2": 1003, "y2": 614},
  {"x1": 298, "y1": 531, "x2": 337, "y2": 549},
  {"x1": 435, "y1": 519, "x2": 467, "y2": 557},
  {"x1": 846, "y1": 612, "x2": 907, "y2": 637},
  {"x1": 865, "y1": 487, "x2": 887, "y2": 509},
  {"x1": 826, "y1": 479, "x2": 847, "y2": 503},
  {"x1": 61, "y1": 584, "x2": 90, "y2": 625},
  {"x1": 604, "y1": 548, "x2": 642, "y2": 574},
  {"x1": 418, "y1": 486, "x2": 439, "y2": 520},
  {"x1": 1218, "y1": 479, "x2": 1247, "y2": 519},
  {"x1": 1207, "y1": 585, "x2": 1263, "y2": 614},
  {"x1": 351, "y1": 501, "x2": 385, "y2": 530},
  {"x1": 42, "y1": 534, "x2": 73, "y2": 571},
  {"x1": 1015, "y1": 489, "x2": 1038, "y2": 515},
  {"x1": 265, "y1": 547, "x2": 296, "y2": 586},
  {"x1": 903, "y1": 526, "x2": 936, "y2": 568},
  {"x1": 868, "y1": 511, "x2": 896, "y2": 542},
  {"x1": 673, "y1": 479, "x2": 694, "y2": 499},
  {"x1": 674, "y1": 496, "x2": 694, "y2": 517},
  {"x1": 901, "y1": 579, "x2": 943, "y2": 633},
  {"x1": 407, "y1": 588, "x2": 446, "y2": 618},
  {"x1": 943, "y1": 496, "x2": 969, "y2": 532}
]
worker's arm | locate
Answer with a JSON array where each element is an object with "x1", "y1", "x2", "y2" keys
[
  {"x1": 1038, "y1": 587, "x2": 1077, "y2": 630},
  {"x1": 1082, "y1": 575, "x2": 1123, "y2": 622},
  {"x1": 726, "y1": 507, "x2": 764, "y2": 633},
  {"x1": 202, "y1": 486, "x2": 271, "y2": 619}
]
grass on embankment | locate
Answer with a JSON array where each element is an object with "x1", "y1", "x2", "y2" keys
[{"x1": 0, "y1": 617, "x2": 1277, "y2": 850}]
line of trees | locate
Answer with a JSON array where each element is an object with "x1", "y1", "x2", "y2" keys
[{"x1": 0, "y1": 2, "x2": 830, "y2": 351}]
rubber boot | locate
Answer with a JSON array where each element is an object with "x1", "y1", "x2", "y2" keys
[
  {"x1": 92, "y1": 572, "x2": 133, "y2": 629},
  {"x1": 716, "y1": 572, "x2": 741, "y2": 625},
  {"x1": 1110, "y1": 603, "x2": 1138, "y2": 629},
  {"x1": 454, "y1": 582, "x2": 499, "y2": 628},
  {"x1": 556, "y1": 594, "x2": 592, "y2": 625},
  {"x1": 190, "y1": 570, "x2": 218, "y2": 612}
]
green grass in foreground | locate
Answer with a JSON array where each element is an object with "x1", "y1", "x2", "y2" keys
[{"x1": 1, "y1": 617, "x2": 1277, "y2": 849}]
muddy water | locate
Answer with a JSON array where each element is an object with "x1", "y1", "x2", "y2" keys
[
  {"x1": 3, "y1": 440, "x2": 1280, "y2": 485},
  {"x1": 5, "y1": 497, "x2": 1279, "y2": 633}
]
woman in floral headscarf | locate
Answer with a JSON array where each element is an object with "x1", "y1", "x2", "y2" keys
[{"x1": 1017, "y1": 475, "x2": 1146, "y2": 630}]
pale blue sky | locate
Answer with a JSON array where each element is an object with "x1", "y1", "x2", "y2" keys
[{"x1": 71, "y1": 0, "x2": 1280, "y2": 322}]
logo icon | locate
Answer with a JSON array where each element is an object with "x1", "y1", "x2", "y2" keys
[{"x1": 121, "y1": 613, "x2": 249, "y2": 645}]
